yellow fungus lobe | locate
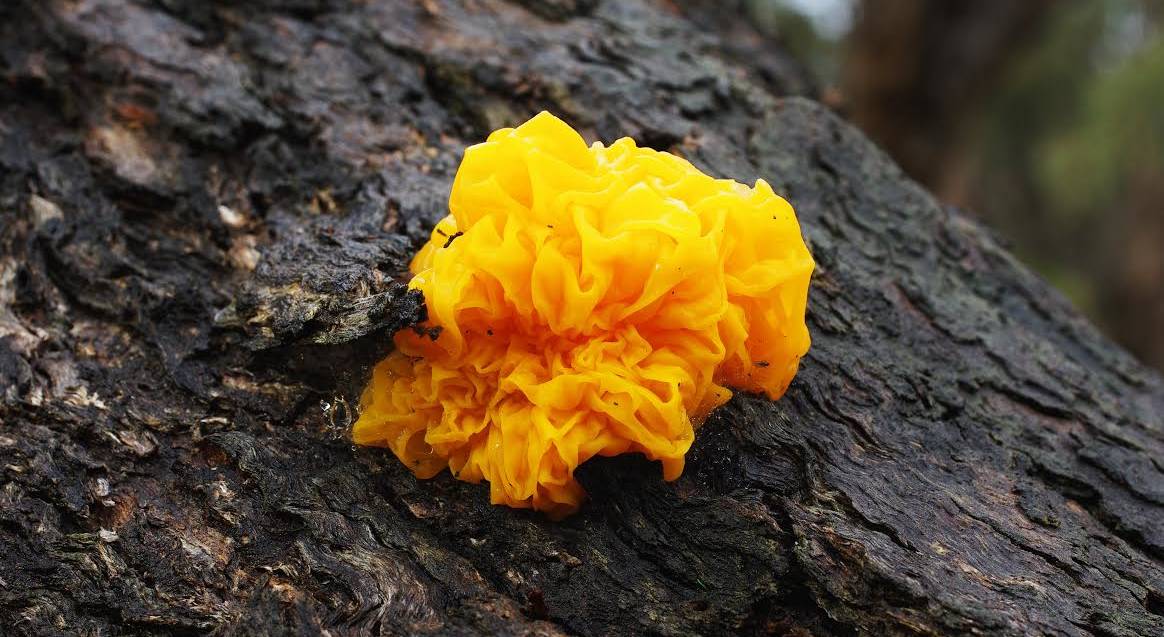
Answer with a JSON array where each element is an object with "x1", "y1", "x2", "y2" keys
[{"x1": 353, "y1": 112, "x2": 814, "y2": 518}]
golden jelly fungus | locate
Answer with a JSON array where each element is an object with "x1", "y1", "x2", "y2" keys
[{"x1": 353, "y1": 112, "x2": 813, "y2": 517}]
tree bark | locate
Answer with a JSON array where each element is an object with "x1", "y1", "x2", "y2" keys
[{"x1": 1, "y1": 1, "x2": 1162, "y2": 635}]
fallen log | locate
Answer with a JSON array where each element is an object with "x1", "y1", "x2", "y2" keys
[{"x1": 1, "y1": 1, "x2": 1161, "y2": 635}]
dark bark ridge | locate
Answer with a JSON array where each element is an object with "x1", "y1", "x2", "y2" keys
[{"x1": 1, "y1": 1, "x2": 1162, "y2": 635}]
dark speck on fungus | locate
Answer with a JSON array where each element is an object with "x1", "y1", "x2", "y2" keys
[
  {"x1": 353, "y1": 112, "x2": 814, "y2": 518},
  {"x1": 442, "y1": 230, "x2": 464, "y2": 249}
]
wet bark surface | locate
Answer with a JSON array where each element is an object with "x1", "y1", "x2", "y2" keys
[{"x1": 1, "y1": 1, "x2": 1162, "y2": 635}]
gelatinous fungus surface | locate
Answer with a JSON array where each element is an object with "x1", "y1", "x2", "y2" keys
[{"x1": 353, "y1": 112, "x2": 814, "y2": 517}]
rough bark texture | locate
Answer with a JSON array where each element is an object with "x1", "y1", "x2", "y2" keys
[{"x1": 1, "y1": 1, "x2": 1162, "y2": 636}]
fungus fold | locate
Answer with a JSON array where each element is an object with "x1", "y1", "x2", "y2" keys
[{"x1": 353, "y1": 112, "x2": 813, "y2": 517}]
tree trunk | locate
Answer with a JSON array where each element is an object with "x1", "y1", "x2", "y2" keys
[
  {"x1": 842, "y1": 0, "x2": 1055, "y2": 193},
  {"x1": 1, "y1": 1, "x2": 1162, "y2": 635}
]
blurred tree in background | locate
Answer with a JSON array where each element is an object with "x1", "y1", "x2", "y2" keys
[
  {"x1": 722, "y1": 0, "x2": 1164, "y2": 371},
  {"x1": 842, "y1": 0, "x2": 1055, "y2": 189}
]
